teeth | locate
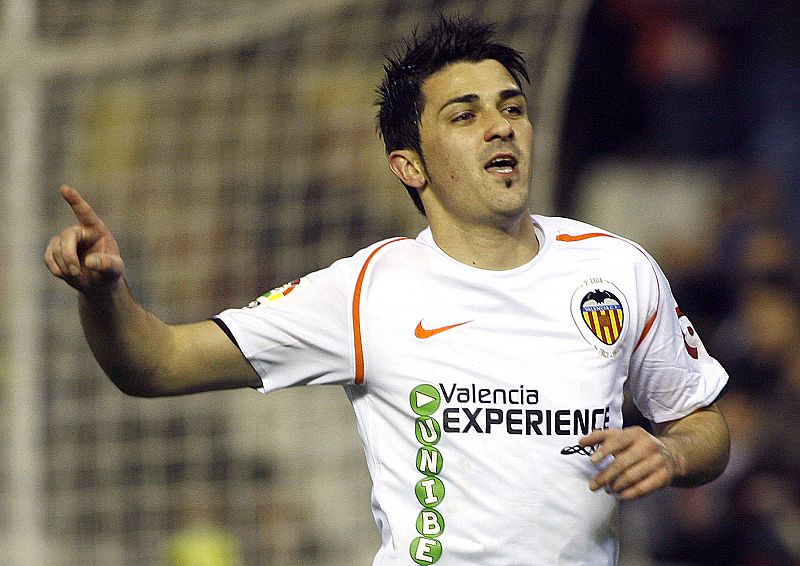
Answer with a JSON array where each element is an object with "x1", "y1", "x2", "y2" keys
[
  {"x1": 487, "y1": 156, "x2": 515, "y2": 168},
  {"x1": 486, "y1": 156, "x2": 516, "y2": 172}
]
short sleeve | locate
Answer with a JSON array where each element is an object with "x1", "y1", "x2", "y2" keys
[
  {"x1": 214, "y1": 258, "x2": 355, "y2": 394},
  {"x1": 628, "y1": 253, "x2": 729, "y2": 423}
]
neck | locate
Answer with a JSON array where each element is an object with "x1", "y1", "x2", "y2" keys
[{"x1": 428, "y1": 212, "x2": 539, "y2": 270}]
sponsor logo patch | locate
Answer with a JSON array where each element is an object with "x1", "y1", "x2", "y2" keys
[
  {"x1": 245, "y1": 278, "x2": 304, "y2": 308},
  {"x1": 409, "y1": 384, "x2": 445, "y2": 564},
  {"x1": 676, "y1": 306, "x2": 702, "y2": 359}
]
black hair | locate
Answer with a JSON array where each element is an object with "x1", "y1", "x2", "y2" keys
[{"x1": 376, "y1": 14, "x2": 529, "y2": 214}]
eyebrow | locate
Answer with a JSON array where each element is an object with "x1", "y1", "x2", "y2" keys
[{"x1": 438, "y1": 88, "x2": 527, "y2": 114}]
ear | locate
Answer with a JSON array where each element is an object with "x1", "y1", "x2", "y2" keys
[{"x1": 388, "y1": 150, "x2": 427, "y2": 189}]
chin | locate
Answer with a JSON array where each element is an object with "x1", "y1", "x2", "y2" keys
[{"x1": 497, "y1": 196, "x2": 532, "y2": 219}]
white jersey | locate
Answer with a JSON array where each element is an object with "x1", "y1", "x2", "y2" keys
[{"x1": 215, "y1": 215, "x2": 728, "y2": 566}]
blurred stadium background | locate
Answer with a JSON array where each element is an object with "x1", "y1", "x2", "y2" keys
[{"x1": 1, "y1": 1, "x2": 799, "y2": 565}]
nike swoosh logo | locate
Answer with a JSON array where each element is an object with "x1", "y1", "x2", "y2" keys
[{"x1": 415, "y1": 320, "x2": 472, "y2": 339}]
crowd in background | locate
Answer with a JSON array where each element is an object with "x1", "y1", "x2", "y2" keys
[{"x1": 560, "y1": 1, "x2": 800, "y2": 564}]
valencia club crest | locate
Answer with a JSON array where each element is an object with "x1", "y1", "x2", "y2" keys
[
  {"x1": 571, "y1": 279, "x2": 629, "y2": 356},
  {"x1": 581, "y1": 289, "x2": 624, "y2": 345}
]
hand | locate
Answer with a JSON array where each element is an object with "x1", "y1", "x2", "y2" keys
[
  {"x1": 44, "y1": 185, "x2": 125, "y2": 293},
  {"x1": 579, "y1": 426, "x2": 675, "y2": 501}
]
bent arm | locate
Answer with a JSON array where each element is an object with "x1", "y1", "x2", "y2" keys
[
  {"x1": 79, "y1": 279, "x2": 260, "y2": 396},
  {"x1": 45, "y1": 185, "x2": 260, "y2": 396},
  {"x1": 580, "y1": 402, "x2": 730, "y2": 500},
  {"x1": 653, "y1": 403, "x2": 730, "y2": 487}
]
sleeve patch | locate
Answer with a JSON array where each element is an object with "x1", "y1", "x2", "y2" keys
[{"x1": 246, "y1": 277, "x2": 306, "y2": 308}]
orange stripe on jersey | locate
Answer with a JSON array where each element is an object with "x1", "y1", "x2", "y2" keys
[
  {"x1": 352, "y1": 237, "x2": 408, "y2": 385},
  {"x1": 634, "y1": 310, "x2": 658, "y2": 351},
  {"x1": 556, "y1": 232, "x2": 615, "y2": 242}
]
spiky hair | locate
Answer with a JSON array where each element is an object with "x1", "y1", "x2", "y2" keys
[{"x1": 376, "y1": 15, "x2": 529, "y2": 214}]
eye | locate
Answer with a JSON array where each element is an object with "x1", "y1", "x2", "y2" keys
[
  {"x1": 503, "y1": 104, "x2": 524, "y2": 117},
  {"x1": 452, "y1": 111, "x2": 475, "y2": 123}
]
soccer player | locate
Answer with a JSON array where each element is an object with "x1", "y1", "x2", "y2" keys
[{"x1": 45, "y1": 15, "x2": 730, "y2": 566}]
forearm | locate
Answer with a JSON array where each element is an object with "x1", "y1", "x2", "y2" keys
[
  {"x1": 656, "y1": 403, "x2": 730, "y2": 487},
  {"x1": 581, "y1": 403, "x2": 730, "y2": 500},
  {"x1": 78, "y1": 278, "x2": 175, "y2": 396},
  {"x1": 47, "y1": 185, "x2": 259, "y2": 396}
]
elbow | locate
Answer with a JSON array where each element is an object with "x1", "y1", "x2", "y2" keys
[
  {"x1": 103, "y1": 366, "x2": 172, "y2": 398},
  {"x1": 114, "y1": 381, "x2": 163, "y2": 398}
]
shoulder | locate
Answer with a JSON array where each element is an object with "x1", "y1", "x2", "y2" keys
[
  {"x1": 309, "y1": 236, "x2": 420, "y2": 289},
  {"x1": 334, "y1": 236, "x2": 419, "y2": 271},
  {"x1": 536, "y1": 214, "x2": 624, "y2": 244},
  {"x1": 536, "y1": 214, "x2": 657, "y2": 265},
  {"x1": 353, "y1": 236, "x2": 419, "y2": 260}
]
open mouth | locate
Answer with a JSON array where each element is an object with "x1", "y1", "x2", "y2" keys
[{"x1": 484, "y1": 154, "x2": 518, "y2": 175}]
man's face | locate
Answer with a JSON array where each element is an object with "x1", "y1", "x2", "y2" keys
[{"x1": 416, "y1": 59, "x2": 534, "y2": 228}]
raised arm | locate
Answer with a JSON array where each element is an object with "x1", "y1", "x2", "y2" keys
[
  {"x1": 579, "y1": 403, "x2": 730, "y2": 500},
  {"x1": 44, "y1": 185, "x2": 261, "y2": 396}
]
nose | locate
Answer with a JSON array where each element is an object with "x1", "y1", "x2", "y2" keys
[{"x1": 484, "y1": 111, "x2": 513, "y2": 142}]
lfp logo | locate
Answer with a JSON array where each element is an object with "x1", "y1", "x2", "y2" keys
[{"x1": 409, "y1": 384, "x2": 446, "y2": 564}]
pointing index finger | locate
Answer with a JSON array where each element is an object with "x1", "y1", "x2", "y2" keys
[{"x1": 60, "y1": 184, "x2": 104, "y2": 228}]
